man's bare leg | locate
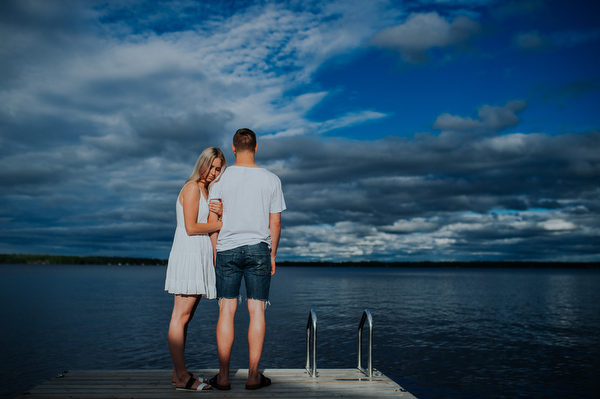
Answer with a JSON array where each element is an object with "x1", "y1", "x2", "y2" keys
[
  {"x1": 215, "y1": 298, "x2": 238, "y2": 386},
  {"x1": 246, "y1": 299, "x2": 266, "y2": 386}
]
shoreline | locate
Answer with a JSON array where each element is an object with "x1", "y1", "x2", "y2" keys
[{"x1": 1, "y1": 253, "x2": 598, "y2": 268}]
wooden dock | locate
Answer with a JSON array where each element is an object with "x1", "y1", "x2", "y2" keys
[{"x1": 16, "y1": 368, "x2": 417, "y2": 398}]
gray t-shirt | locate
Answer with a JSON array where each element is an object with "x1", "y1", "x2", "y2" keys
[{"x1": 209, "y1": 166, "x2": 286, "y2": 252}]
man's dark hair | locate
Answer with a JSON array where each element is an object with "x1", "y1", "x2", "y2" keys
[{"x1": 233, "y1": 128, "x2": 256, "y2": 151}]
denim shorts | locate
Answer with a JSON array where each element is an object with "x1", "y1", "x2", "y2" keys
[{"x1": 215, "y1": 243, "x2": 271, "y2": 302}]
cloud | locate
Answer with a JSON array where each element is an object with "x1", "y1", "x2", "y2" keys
[
  {"x1": 0, "y1": 0, "x2": 393, "y2": 164},
  {"x1": 268, "y1": 124, "x2": 600, "y2": 261},
  {"x1": 537, "y1": 78, "x2": 600, "y2": 103},
  {"x1": 381, "y1": 218, "x2": 440, "y2": 234},
  {"x1": 370, "y1": 12, "x2": 482, "y2": 63},
  {"x1": 539, "y1": 219, "x2": 576, "y2": 231},
  {"x1": 433, "y1": 100, "x2": 527, "y2": 134},
  {"x1": 514, "y1": 30, "x2": 549, "y2": 50},
  {"x1": 0, "y1": 0, "x2": 387, "y2": 148},
  {"x1": 514, "y1": 28, "x2": 600, "y2": 52}
]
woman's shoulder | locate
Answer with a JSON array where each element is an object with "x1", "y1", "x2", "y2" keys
[
  {"x1": 180, "y1": 181, "x2": 200, "y2": 200},
  {"x1": 182, "y1": 181, "x2": 200, "y2": 190}
]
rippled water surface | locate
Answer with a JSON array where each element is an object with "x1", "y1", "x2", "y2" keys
[{"x1": 1, "y1": 264, "x2": 599, "y2": 398}]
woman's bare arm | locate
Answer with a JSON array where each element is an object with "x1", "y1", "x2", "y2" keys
[{"x1": 181, "y1": 182, "x2": 222, "y2": 235}]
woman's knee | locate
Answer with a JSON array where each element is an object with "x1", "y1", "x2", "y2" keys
[{"x1": 170, "y1": 310, "x2": 193, "y2": 326}]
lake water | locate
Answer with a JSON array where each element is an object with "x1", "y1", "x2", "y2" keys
[{"x1": 0, "y1": 264, "x2": 599, "y2": 398}]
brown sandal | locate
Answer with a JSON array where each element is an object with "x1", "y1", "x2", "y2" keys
[
  {"x1": 209, "y1": 373, "x2": 231, "y2": 390},
  {"x1": 245, "y1": 373, "x2": 271, "y2": 390}
]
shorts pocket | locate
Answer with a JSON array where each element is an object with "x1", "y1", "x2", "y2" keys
[{"x1": 216, "y1": 253, "x2": 237, "y2": 277}]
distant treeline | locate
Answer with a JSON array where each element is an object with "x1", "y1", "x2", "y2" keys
[
  {"x1": 1, "y1": 254, "x2": 597, "y2": 268},
  {"x1": 0, "y1": 253, "x2": 167, "y2": 266}
]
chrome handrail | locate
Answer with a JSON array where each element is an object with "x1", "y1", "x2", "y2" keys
[
  {"x1": 357, "y1": 309, "x2": 373, "y2": 377},
  {"x1": 305, "y1": 309, "x2": 318, "y2": 377}
]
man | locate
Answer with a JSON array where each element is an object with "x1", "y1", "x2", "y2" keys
[{"x1": 208, "y1": 128, "x2": 286, "y2": 390}]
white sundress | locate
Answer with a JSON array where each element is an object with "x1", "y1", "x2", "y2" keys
[{"x1": 164, "y1": 184, "x2": 216, "y2": 298}]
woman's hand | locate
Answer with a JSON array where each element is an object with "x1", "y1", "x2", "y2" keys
[{"x1": 209, "y1": 199, "x2": 223, "y2": 218}]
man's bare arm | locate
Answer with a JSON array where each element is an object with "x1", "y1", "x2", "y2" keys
[
  {"x1": 269, "y1": 212, "x2": 281, "y2": 275},
  {"x1": 208, "y1": 210, "x2": 220, "y2": 265}
]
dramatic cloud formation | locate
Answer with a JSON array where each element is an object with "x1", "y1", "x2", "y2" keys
[{"x1": 1, "y1": 0, "x2": 599, "y2": 262}]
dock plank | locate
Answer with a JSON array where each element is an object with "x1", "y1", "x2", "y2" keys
[{"x1": 16, "y1": 369, "x2": 416, "y2": 398}]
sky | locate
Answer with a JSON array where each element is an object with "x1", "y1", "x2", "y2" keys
[{"x1": 1, "y1": 0, "x2": 599, "y2": 262}]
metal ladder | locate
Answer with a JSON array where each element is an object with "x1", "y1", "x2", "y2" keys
[{"x1": 305, "y1": 308, "x2": 374, "y2": 378}]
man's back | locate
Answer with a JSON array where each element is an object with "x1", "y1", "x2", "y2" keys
[{"x1": 211, "y1": 166, "x2": 286, "y2": 252}]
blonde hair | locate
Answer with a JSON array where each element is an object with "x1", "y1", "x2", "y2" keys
[{"x1": 186, "y1": 147, "x2": 226, "y2": 186}]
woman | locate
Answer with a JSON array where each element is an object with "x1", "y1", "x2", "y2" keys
[{"x1": 164, "y1": 147, "x2": 226, "y2": 391}]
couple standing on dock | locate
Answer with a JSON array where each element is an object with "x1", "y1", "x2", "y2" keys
[{"x1": 163, "y1": 128, "x2": 286, "y2": 391}]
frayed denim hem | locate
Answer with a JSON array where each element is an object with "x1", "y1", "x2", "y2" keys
[
  {"x1": 218, "y1": 296, "x2": 270, "y2": 308},
  {"x1": 247, "y1": 298, "x2": 271, "y2": 309},
  {"x1": 218, "y1": 295, "x2": 242, "y2": 307}
]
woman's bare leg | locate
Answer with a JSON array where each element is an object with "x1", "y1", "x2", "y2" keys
[{"x1": 168, "y1": 294, "x2": 204, "y2": 389}]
